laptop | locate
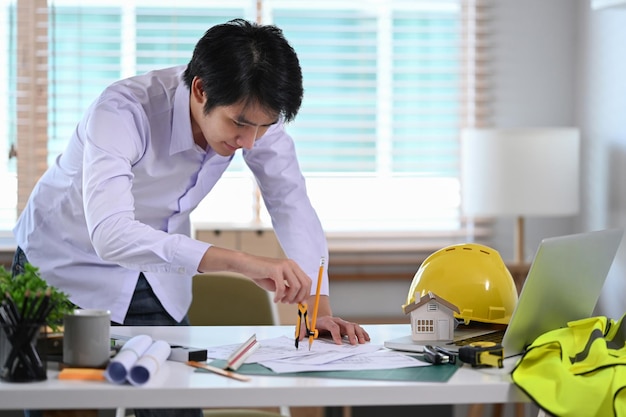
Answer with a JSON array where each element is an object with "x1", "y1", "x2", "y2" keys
[{"x1": 384, "y1": 228, "x2": 624, "y2": 358}]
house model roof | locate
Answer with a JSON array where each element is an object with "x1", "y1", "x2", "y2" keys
[{"x1": 402, "y1": 291, "x2": 460, "y2": 315}]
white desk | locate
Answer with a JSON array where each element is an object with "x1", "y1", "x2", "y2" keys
[{"x1": 0, "y1": 324, "x2": 528, "y2": 410}]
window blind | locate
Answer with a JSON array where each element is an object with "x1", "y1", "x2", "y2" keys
[
  {"x1": 3, "y1": 0, "x2": 492, "y2": 235},
  {"x1": 48, "y1": 5, "x2": 122, "y2": 162},
  {"x1": 47, "y1": 2, "x2": 253, "y2": 166},
  {"x1": 255, "y1": 0, "x2": 484, "y2": 230},
  {"x1": 265, "y1": 1, "x2": 464, "y2": 177},
  {"x1": 269, "y1": 8, "x2": 379, "y2": 173}
]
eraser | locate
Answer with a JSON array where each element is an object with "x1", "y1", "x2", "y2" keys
[{"x1": 168, "y1": 346, "x2": 208, "y2": 363}]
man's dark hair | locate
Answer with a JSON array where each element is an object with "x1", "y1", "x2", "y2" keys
[{"x1": 183, "y1": 19, "x2": 303, "y2": 122}]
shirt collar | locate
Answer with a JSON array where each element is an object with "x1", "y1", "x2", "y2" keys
[{"x1": 170, "y1": 81, "x2": 195, "y2": 155}]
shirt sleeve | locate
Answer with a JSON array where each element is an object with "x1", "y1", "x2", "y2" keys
[
  {"x1": 81, "y1": 94, "x2": 208, "y2": 274},
  {"x1": 242, "y1": 122, "x2": 330, "y2": 296}
]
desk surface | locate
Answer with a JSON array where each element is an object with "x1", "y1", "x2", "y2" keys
[{"x1": 0, "y1": 324, "x2": 528, "y2": 410}]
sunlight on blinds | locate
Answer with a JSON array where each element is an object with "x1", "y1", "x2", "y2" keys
[
  {"x1": 256, "y1": 0, "x2": 465, "y2": 230},
  {"x1": 48, "y1": 6, "x2": 122, "y2": 161},
  {"x1": 2, "y1": 0, "x2": 491, "y2": 234}
]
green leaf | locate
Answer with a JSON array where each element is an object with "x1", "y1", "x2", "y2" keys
[{"x1": 0, "y1": 263, "x2": 73, "y2": 331}]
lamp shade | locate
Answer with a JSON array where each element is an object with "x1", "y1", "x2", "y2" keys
[{"x1": 461, "y1": 128, "x2": 580, "y2": 217}]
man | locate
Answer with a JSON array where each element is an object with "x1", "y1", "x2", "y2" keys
[{"x1": 13, "y1": 19, "x2": 369, "y2": 417}]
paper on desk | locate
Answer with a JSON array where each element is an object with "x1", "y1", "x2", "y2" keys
[
  {"x1": 205, "y1": 335, "x2": 428, "y2": 373},
  {"x1": 105, "y1": 334, "x2": 153, "y2": 384},
  {"x1": 206, "y1": 335, "x2": 380, "y2": 364},
  {"x1": 260, "y1": 349, "x2": 428, "y2": 373},
  {"x1": 270, "y1": 337, "x2": 382, "y2": 365},
  {"x1": 128, "y1": 340, "x2": 171, "y2": 386}
]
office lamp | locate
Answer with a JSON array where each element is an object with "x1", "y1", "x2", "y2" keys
[{"x1": 460, "y1": 128, "x2": 580, "y2": 264}]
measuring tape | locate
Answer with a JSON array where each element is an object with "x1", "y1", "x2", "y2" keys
[
  {"x1": 422, "y1": 341, "x2": 504, "y2": 368},
  {"x1": 458, "y1": 341, "x2": 504, "y2": 368}
]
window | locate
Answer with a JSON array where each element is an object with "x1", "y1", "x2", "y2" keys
[
  {"x1": 0, "y1": 0, "x2": 16, "y2": 231},
  {"x1": 1, "y1": 0, "x2": 488, "y2": 236}
]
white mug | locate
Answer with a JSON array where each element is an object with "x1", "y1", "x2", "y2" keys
[{"x1": 63, "y1": 309, "x2": 111, "y2": 368}]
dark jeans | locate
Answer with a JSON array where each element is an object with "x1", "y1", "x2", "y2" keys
[{"x1": 13, "y1": 247, "x2": 202, "y2": 417}]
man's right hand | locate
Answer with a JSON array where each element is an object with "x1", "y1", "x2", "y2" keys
[{"x1": 198, "y1": 246, "x2": 312, "y2": 304}]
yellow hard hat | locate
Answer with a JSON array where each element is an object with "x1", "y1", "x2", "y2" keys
[{"x1": 404, "y1": 243, "x2": 518, "y2": 325}]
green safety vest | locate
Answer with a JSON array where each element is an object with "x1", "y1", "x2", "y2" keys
[{"x1": 511, "y1": 314, "x2": 626, "y2": 417}]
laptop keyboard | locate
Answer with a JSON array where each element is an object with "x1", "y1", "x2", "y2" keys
[{"x1": 453, "y1": 330, "x2": 506, "y2": 346}]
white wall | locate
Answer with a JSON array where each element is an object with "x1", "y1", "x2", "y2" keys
[
  {"x1": 488, "y1": 0, "x2": 626, "y2": 317},
  {"x1": 488, "y1": 0, "x2": 579, "y2": 261},
  {"x1": 576, "y1": 1, "x2": 626, "y2": 317}
]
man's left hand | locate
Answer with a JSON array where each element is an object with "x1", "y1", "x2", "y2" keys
[{"x1": 314, "y1": 315, "x2": 371, "y2": 345}]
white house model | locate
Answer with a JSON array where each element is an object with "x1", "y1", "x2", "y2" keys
[{"x1": 402, "y1": 291, "x2": 460, "y2": 342}]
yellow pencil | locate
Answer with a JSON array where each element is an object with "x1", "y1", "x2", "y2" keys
[{"x1": 309, "y1": 257, "x2": 325, "y2": 350}]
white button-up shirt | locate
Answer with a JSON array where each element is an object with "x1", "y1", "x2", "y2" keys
[{"x1": 13, "y1": 65, "x2": 329, "y2": 324}]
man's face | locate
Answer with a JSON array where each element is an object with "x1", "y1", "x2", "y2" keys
[{"x1": 190, "y1": 77, "x2": 279, "y2": 156}]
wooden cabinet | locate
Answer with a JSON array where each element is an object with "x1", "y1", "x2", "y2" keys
[
  {"x1": 195, "y1": 229, "x2": 238, "y2": 252},
  {"x1": 195, "y1": 228, "x2": 285, "y2": 258},
  {"x1": 239, "y1": 230, "x2": 285, "y2": 258}
]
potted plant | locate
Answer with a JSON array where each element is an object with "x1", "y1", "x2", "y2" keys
[{"x1": 0, "y1": 263, "x2": 73, "y2": 382}]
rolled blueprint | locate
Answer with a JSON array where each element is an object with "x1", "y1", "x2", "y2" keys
[
  {"x1": 128, "y1": 339, "x2": 171, "y2": 386},
  {"x1": 105, "y1": 334, "x2": 153, "y2": 384}
]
